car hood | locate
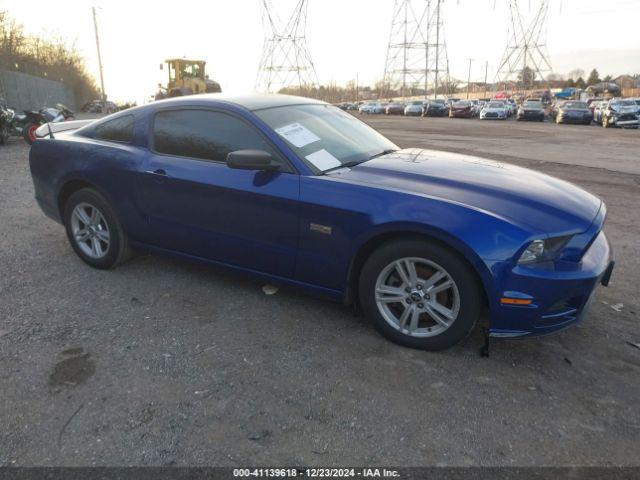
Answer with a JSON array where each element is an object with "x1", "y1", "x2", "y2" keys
[
  {"x1": 482, "y1": 108, "x2": 505, "y2": 113},
  {"x1": 332, "y1": 149, "x2": 601, "y2": 234}
]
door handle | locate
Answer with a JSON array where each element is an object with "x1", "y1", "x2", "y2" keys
[{"x1": 145, "y1": 169, "x2": 167, "y2": 177}]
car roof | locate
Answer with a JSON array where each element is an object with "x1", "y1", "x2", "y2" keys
[{"x1": 144, "y1": 93, "x2": 327, "y2": 112}]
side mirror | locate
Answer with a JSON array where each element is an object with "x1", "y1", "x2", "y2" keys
[{"x1": 226, "y1": 150, "x2": 280, "y2": 171}]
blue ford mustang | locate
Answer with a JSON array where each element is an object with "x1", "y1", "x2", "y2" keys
[{"x1": 29, "y1": 94, "x2": 614, "y2": 351}]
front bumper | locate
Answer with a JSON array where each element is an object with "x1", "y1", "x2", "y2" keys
[
  {"x1": 518, "y1": 111, "x2": 545, "y2": 120},
  {"x1": 424, "y1": 109, "x2": 447, "y2": 117},
  {"x1": 481, "y1": 113, "x2": 506, "y2": 120},
  {"x1": 558, "y1": 113, "x2": 592, "y2": 124},
  {"x1": 610, "y1": 115, "x2": 639, "y2": 126},
  {"x1": 489, "y1": 231, "x2": 613, "y2": 338}
]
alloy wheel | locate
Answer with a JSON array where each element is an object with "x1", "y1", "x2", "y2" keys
[
  {"x1": 70, "y1": 202, "x2": 110, "y2": 259},
  {"x1": 374, "y1": 257, "x2": 460, "y2": 338}
]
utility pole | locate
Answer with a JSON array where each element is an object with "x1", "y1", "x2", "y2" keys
[
  {"x1": 92, "y1": 7, "x2": 107, "y2": 112},
  {"x1": 466, "y1": 58, "x2": 473, "y2": 99},
  {"x1": 484, "y1": 60, "x2": 488, "y2": 98},
  {"x1": 434, "y1": 0, "x2": 441, "y2": 99},
  {"x1": 355, "y1": 73, "x2": 359, "y2": 103}
]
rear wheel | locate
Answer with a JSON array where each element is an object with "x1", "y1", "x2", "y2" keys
[
  {"x1": 359, "y1": 239, "x2": 482, "y2": 351},
  {"x1": 63, "y1": 188, "x2": 132, "y2": 269},
  {"x1": 23, "y1": 122, "x2": 38, "y2": 144}
]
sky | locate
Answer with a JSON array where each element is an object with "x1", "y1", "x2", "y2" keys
[{"x1": 2, "y1": 0, "x2": 640, "y2": 103}]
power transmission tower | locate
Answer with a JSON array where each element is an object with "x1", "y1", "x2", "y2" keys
[
  {"x1": 255, "y1": 0, "x2": 319, "y2": 93},
  {"x1": 495, "y1": 0, "x2": 552, "y2": 90},
  {"x1": 382, "y1": 0, "x2": 449, "y2": 99}
]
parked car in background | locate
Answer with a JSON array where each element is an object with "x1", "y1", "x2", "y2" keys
[
  {"x1": 601, "y1": 99, "x2": 639, "y2": 129},
  {"x1": 422, "y1": 99, "x2": 448, "y2": 117},
  {"x1": 505, "y1": 99, "x2": 517, "y2": 117},
  {"x1": 549, "y1": 101, "x2": 564, "y2": 120},
  {"x1": 404, "y1": 101, "x2": 424, "y2": 116},
  {"x1": 360, "y1": 102, "x2": 386, "y2": 115},
  {"x1": 449, "y1": 101, "x2": 474, "y2": 118},
  {"x1": 555, "y1": 101, "x2": 593, "y2": 125},
  {"x1": 385, "y1": 103, "x2": 405, "y2": 115},
  {"x1": 82, "y1": 99, "x2": 119, "y2": 114},
  {"x1": 469, "y1": 100, "x2": 482, "y2": 117},
  {"x1": 0, "y1": 98, "x2": 11, "y2": 145},
  {"x1": 28, "y1": 93, "x2": 614, "y2": 351},
  {"x1": 587, "y1": 98, "x2": 604, "y2": 114},
  {"x1": 517, "y1": 101, "x2": 546, "y2": 122},
  {"x1": 592, "y1": 101, "x2": 607, "y2": 125},
  {"x1": 480, "y1": 101, "x2": 508, "y2": 120}
]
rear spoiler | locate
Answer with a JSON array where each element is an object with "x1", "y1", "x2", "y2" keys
[{"x1": 35, "y1": 120, "x2": 94, "y2": 139}]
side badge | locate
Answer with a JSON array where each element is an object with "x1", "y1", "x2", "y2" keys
[{"x1": 310, "y1": 223, "x2": 332, "y2": 235}]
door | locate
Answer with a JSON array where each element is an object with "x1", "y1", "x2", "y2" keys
[{"x1": 136, "y1": 108, "x2": 300, "y2": 278}]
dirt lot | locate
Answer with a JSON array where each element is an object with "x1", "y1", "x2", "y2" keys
[{"x1": 1, "y1": 117, "x2": 639, "y2": 467}]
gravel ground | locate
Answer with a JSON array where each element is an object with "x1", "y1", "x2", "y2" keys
[{"x1": 0, "y1": 117, "x2": 639, "y2": 467}]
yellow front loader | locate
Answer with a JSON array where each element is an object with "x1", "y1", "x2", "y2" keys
[{"x1": 157, "y1": 58, "x2": 221, "y2": 99}]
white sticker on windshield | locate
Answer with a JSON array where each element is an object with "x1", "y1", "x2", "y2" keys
[
  {"x1": 305, "y1": 149, "x2": 341, "y2": 171},
  {"x1": 275, "y1": 123, "x2": 320, "y2": 148}
]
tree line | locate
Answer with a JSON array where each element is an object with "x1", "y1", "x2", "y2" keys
[{"x1": 0, "y1": 11, "x2": 99, "y2": 106}]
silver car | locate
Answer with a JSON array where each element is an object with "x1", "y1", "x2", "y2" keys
[{"x1": 404, "y1": 101, "x2": 425, "y2": 116}]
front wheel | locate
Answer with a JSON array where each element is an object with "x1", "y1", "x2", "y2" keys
[
  {"x1": 23, "y1": 122, "x2": 39, "y2": 144},
  {"x1": 63, "y1": 188, "x2": 132, "y2": 269},
  {"x1": 359, "y1": 240, "x2": 482, "y2": 351}
]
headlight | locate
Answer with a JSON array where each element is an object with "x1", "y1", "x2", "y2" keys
[
  {"x1": 519, "y1": 240, "x2": 546, "y2": 264},
  {"x1": 518, "y1": 236, "x2": 572, "y2": 265}
]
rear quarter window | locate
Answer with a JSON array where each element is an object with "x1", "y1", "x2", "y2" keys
[{"x1": 94, "y1": 115, "x2": 134, "y2": 143}]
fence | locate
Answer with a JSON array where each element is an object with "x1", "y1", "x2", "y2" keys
[
  {"x1": 0, "y1": 70, "x2": 76, "y2": 112},
  {"x1": 622, "y1": 88, "x2": 640, "y2": 98}
]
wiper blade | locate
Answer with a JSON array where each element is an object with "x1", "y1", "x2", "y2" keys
[
  {"x1": 321, "y1": 150, "x2": 399, "y2": 175},
  {"x1": 369, "y1": 149, "x2": 398, "y2": 160},
  {"x1": 322, "y1": 160, "x2": 363, "y2": 174}
]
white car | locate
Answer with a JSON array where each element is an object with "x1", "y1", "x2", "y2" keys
[
  {"x1": 480, "y1": 101, "x2": 508, "y2": 120},
  {"x1": 359, "y1": 102, "x2": 385, "y2": 115},
  {"x1": 404, "y1": 100, "x2": 424, "y2": 116}
]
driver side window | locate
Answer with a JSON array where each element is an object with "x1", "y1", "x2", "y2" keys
[{"x1": 153, "y1": 109, "x2": 282, "y2": 165}]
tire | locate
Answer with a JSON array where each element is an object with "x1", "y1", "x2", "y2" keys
[
  {"x1": 23, "y1": 122, "x2": 39, "y2": 145},
  {"x1": 358, "y1": 239, "x2": 482, "y2": 351},
  {"x1": 63, "y1": 188, "x2": 132, "y2": 269}
]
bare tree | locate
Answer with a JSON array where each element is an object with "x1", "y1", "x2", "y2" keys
[{"x1": 0, "y1": 11, "x2": 99, "y2": 105}]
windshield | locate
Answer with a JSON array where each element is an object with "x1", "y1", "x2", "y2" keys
[
  {"x1": 524, "y1": 102, "x2": 543, "y2": 108},
  {"x1": 256, "y1": 104, "x2": 399, "y2": 174},
  {"x1": 612, "y1": 100, "x2": 636, "y2": 107},
  {"x1": 454, "y1": 101, "x2": 471, "y2": 106},
  {"x1": 487, "y1": 102, "x2": 504, "y2": 108},
  {"x1": 564, "y1": 102, "x2": 588, "y2": 109},
  {"x1": 410, "y1": 101, "x2": 423, "y2": 105}
]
